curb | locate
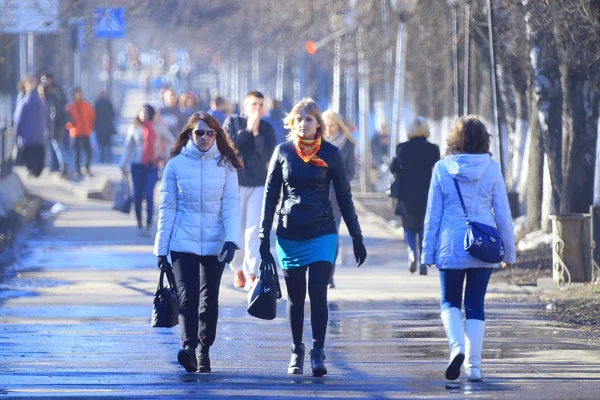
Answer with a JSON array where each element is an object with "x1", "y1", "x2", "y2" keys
[{"x1": 50, "y1": 173, "x2": 113, "y2": 201}]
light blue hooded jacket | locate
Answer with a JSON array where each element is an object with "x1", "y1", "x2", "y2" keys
[{"x1": 421, "y1": 154, "x2": 515, "y2": 269}]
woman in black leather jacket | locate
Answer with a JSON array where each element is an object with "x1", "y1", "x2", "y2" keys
[{"x1": 259, "y1": 98, "x2": 367, "y2": 377}]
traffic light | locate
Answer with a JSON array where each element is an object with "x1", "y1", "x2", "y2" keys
[{"x1": 305, "y1": 41, "x2": 317, "y2": 55}]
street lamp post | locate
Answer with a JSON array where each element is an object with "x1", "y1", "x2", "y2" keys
[
  {"x1": 389, "y1": 0, "x2": 418, "y2": 160},
  {"x1": 463, "y1": 2, "x2": 470, "y2": 116},
  {"x1": 276, "y1": 46, "x2": 285, "y2": 101},
  {"x1": 357, "y1": 26, "x2": 370, "y2": 193},
  {"x1": 486, "y1": 0, "x2": 504, "y2": 175},
  {"x1": 447, "y1": 0, "x2": 460, "y2": 119},
  {"x1": 381, "y1": 0, "x2": 394, "y2": 135}
]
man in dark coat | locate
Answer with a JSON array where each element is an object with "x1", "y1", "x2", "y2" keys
[
  {"x1": 390, "y1": 116, "x2": 440, "y2": 275},
  {"x1": 223, "y1": 90, "x2": 276, "y2": 289},
  {"x1": 41, "y1": 72, "x2": 69, "y2": 174},
  {"x1": 94, "y1": 90, "x2": 116, "y2": 163}
]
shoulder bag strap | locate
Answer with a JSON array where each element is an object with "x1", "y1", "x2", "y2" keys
[{"x1": 452, "y1": 177, "x2": 470, "y2": 220}]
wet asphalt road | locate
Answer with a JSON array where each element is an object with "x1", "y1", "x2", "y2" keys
[{"x1": 1, "y1": 173, "x2": 600, "y2": 399}]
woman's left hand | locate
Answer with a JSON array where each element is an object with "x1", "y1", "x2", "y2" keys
[
  {"x1": 353, "y1": 239, "x2": 367, "y2": 267},
  {"x1": 218, "y1": 241, "x2": 237, "y2": 265}
]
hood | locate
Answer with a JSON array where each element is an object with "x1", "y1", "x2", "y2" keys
[
  {"x1": 181, "y1": 139, "x2": 219, "y2": 160},
  {"x1": 444, "y1": 153, "x2": 491, "y2": 182}
]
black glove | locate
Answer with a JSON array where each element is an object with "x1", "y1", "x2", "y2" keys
[
  {"x1": 259, "y1": 239, "x2": 271, "y2": 260},
  {"x1": 353, "y1": 239, "x2": 367, "y2": 267},
  {"x1": 157, "y1": 255, "x2": 170, "y2": 270},
  {"x1": 218, "y1": 241, "x2": 237, "y2": 265}
]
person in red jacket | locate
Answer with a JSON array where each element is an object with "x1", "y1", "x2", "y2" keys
[{"x1": 66, "y1": 87, "x2": 95, "y2": 177}]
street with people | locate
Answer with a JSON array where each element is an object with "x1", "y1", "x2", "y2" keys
[{"x1": 1, "y1": 1, "x2": 600, "y2": 399}]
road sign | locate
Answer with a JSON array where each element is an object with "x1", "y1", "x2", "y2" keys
[{"x1": 94, "y1": 7, "x2": 125, "y2": 39}]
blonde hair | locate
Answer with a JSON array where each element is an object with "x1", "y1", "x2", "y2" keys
[
  {"x1": 322, "y1": 110, "x2": 356, "y2": 144},
  {"x1": 178, "y1": 93, "x2": 196, "y2": 109},
  {"x1": 407, "y1": 116, "x2": 430, "y2": 139},
  {"x1": 284, "y1": 98, "x2": 326, "y2": 141}
]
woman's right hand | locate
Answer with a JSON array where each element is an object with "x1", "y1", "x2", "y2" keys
[
  {"x1": 157, "y1": 255, "x2": 170, "y2": 270},
  {"x1": 501, "y1": 262, "x2": 511, "y2": 269}
]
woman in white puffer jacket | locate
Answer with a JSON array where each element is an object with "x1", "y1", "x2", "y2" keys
[{"x1": 154, "y1": 112, "x2": 242, "y2": 373}]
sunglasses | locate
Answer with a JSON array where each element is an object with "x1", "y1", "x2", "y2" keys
[{"x1": 193, "y1": 129, "x2": 216, "y2": 138}]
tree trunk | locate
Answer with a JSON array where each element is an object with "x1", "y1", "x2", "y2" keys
[
  {"x1": 594, "y1": 101, "x2": 600, "y2": 207},
  {"x1": 527, "y1": 88, "x2": 543, "y2": 231},
  {"x1": 523, "y1": 1, "x2": 563, "y2": 213},
  {"x1": 560, "y1": 66, "x2": 599, "y2": 213}
]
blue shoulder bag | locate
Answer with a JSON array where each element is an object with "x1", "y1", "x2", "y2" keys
[{"x1": 453, "y1": 178, "x2": 505, "y2": 264}]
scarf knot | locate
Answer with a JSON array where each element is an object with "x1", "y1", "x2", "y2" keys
[{"x1": 293, "y1": 133, "x2": 328, "y2": 167}]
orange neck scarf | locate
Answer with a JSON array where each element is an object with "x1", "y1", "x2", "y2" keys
[{"x1": 293, "y1": 133, "x2": 328, "y2": 167}]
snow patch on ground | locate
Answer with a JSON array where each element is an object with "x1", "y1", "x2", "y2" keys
[{"x1": 517, "y1": 229, "x2": 552, "y2": 252}]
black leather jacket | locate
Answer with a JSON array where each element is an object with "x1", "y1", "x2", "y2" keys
[{"x1": 259, "y1": 140, "x2": 363, "y2": 242}]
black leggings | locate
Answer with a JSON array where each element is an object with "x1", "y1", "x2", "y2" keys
[
  {"x1": 170, "y1": 252, "x2": 225, "y2": 353},
  {"x1": 282, "y1": 262, "x2": 333, "y2": 350}
]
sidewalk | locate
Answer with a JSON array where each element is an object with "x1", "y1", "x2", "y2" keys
[{"x1": 1, "y1": 173, "x2": 599, "y2": 399}]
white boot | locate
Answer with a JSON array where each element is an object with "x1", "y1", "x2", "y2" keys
[
  {"x1": 465, "y1": 319, "x2": 486, "y2": 382},
  {"x1": 440, "y1": 307, "x2": 465, "y2": 380}
]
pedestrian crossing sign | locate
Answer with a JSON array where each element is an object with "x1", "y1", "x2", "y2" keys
[{"x1": 94, "y1": 7, "x2": 125, "y2": 39}]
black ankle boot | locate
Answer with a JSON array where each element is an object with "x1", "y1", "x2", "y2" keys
[
  {"x1": 197, "y1": 351, "x2": 211, "y2": 373},
  {"x1": 310, "y1": 348, "x2": 327, "y2": 377},
  {"x1": 288, "y1": 343, "x2": 305, "y2": 375},
  {"x1": 177, "y1": 346, "x2": 197, "y2": 373}
]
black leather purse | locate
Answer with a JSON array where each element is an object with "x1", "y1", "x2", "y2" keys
[
  {"x1": 151, "y1": 267, "x2": 179, "y2": 328},
  {"x1": 247, "y1": 254, "x2": 282, "y2": 320}
]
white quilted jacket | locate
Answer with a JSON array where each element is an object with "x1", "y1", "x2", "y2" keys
[{"x1": 154, "y1": 140, "x2": 240, "y2": 257}]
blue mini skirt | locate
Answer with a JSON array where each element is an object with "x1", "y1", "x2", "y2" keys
[{"x1": 276, "y1": 234, "x2": 338, "y2": 270}]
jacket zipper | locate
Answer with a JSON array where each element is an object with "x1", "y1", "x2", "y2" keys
[{"x1": 200, "y1": 153, "x2": 204, "y2": 254}]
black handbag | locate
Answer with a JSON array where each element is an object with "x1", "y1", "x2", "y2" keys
[
  {"x1": 113, "y1": 175, "x2": 133, "y2": 214},
  {"x1": 453, "y1": 178, "x2": 505, "y2": 264},
  {"x1": 247, "y1": 254, "x2": 282, "y2": 320},
  {"x1": 151, "y1": 266, "x2": 179, "y2": 328}
]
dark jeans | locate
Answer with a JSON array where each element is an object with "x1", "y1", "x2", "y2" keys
[
  {"x1": 439, "y1": 268, "x2": 494, "y2": 321},
  {"x1": 98, "y1": 144, "x2": 112, "y2": 163},
  {"x1": 171, "y1": 252, "x2": 225, "y2": 352},
  {"x1": 73, "y1": 136, "x2": 92, "y2": 172},
  {"x1": 130, "y1": 163, "x2": 158, "y2": 227},
  {"x1": 283, "y1": 262, "x2": 333, "y2": 349},
  {"x1": 404, "y1": 228, "x2": 422, "y2": 260}
]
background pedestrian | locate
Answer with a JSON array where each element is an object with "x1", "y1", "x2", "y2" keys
[
  {"x1": 121, "y1": 104, "x2": 174, "y2": 236},
  {"x1": 94, "y1": 90, "x2": 116, "y2": 164},
  {"x1": 223, "y1": 91, "x2": 276, "y2": 290},
  {"x1": 390, "y1": 117, "x2": 440, "y2": 275},
  {"x1": 322, "y1": 109, "x2": 357, "y2": 288},
  {"x1": 66, "y1": 87, "x2": 95, "y2": 178},
  {"x1": 13, "y1": 75, "x2": 48, "y2": 178}
]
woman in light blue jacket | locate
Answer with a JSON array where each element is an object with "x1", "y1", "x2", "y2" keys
[
  {"x1": 154, "y1": 112, "x2": 242, "y2": 373},
  {"x1": 421, "y1": 116, "x2": 515, "y2": 383}
]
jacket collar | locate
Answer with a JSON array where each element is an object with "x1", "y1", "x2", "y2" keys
[{"x1": 182, "y1": 139, "x2": 219, "y2": 160}]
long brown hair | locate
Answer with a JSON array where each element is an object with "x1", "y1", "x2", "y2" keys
[
  {"x1": 170, "y1": 112, "x2": 243, "y2": 168},
  {"x1": 445, "y1": 115, "x2": 491, "y2": 156}
]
